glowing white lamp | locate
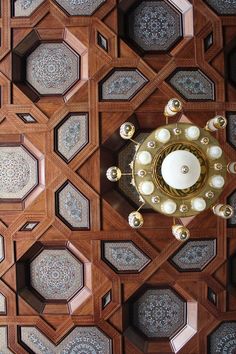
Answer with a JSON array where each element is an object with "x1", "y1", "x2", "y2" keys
[
  {"x1": 137, "y1": 151, "x2": 152, "y2": 165},
  {"x1": 207, "y1": 146, "x2": 222, "y2": 160},
  {"x1": 139, "y1": 181, "x2": 155, "y2": 195},
  {"x1": 185, "y1": 126, "x2": 200, "y2": 140},
  {"x1": 191, "y1": 197, "x2": 206, "y2": 211},
  {"x1": 155, "y1": 129, "x2": 171, "y2": 143},
  {"x1": 161, "y1": 200, "x2": 177, "y2": 214},
  {"x1": 209, "y1": 175, "x2": 225, "y2": 189}
]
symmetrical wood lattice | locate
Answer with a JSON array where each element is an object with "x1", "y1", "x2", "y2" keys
[{"x1": 0, "y1": 0, "x2": 236, "y2": 353}]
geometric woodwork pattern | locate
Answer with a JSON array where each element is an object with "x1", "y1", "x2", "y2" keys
[
  {"x1": 102, "y1": 290, "x2": 112, "y2": 308},
  {"x1": 0, "y1": 146, "x2": 38, "y2": 200},
  {"x1": 0, "y1": 0, "x2": 236, "y2": 353},
  {"x1": 127, "y1": 0, "x2": 183, "y2": 52},
  {"x1": 26, "y1": 43, "x2": 80, "y2": 96},
  {"x1": 20, "y1": 221, "x2": 39, "y2": 231},
  {"x1": 208, "y1": 322, "x2": 236, "y2": 353},
  {"x1": 0, "y1": 327, "x2": 13, "y2": 353},
  {"x1": 228, "y1": 190, "x2": 236, "y2": 226},
  {"x1": 168, "y1": 69, "x2": 215, "y2": 101},
  {"x1": 132, "y1": 288, "x2": 186, "y2": 338},
  {"x1": 30, "y1": 249, "x2": 83, "y2": 300},
  {"x1": 55, "y1": 113, "x2": 88, "y2": 162},
  {"x1": 207, "y1": 287, "x2": 217, "y2": 305},
  {"x1": 17, "y1": 113, "x2": 37, "y2": 123},
  {"x1": 102, "y1": 241, "x2": 150, "y2": 273},
  {"x1": 14, "y1": 0, "x2": 45, "y2": 16},
  {"x1": 171, "y1": 239, "x2": 216, "y2": 271},
  {"x1": 227, "y1": 113, "x2": 236, "y2": 149},
  {"x1": 0, "y1": 293, "x2": 6, "y2": 313},
  {"x1": 20, "y1": 326, "x2": 112, "y2": 353},
  {"x1": 54, "y1": 0, "x2": 106, "y2": 16},
  {"x1": 56, "y1": 182, "x2": 90, "y2": 230},
  {"x1": 118, "y1": 132, "x2": 149, "y2": 208},
  {"x1": 0, "y1": 235, "x2": 4, "y2": 262},
  {"x1": 97, "y1": 32, "x2": 108, "y2": 52},
  {"x1": 204, "y1": 33, "x2": 213, "y2": 52},
  {"x1": 100, "y1": 69, "x2": 148, "y2": 100},
  {"x1": 205, "y1": 0, "x2": 236, "y2": 15}
]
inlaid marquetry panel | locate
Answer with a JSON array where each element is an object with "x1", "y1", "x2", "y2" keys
[
  {"x1": 132, "y1": 288, "x2": 186, "y2": 338},
  {"x1": 167, "y1": 69, "x2": 215, "y2": 101},
  {"x1": 26, "y1": 43, "x2": 80, "y2": 96},
  {"x1": 99, "y1": 69, "x2": 148, "y2": 101},
  {"x1": 20, "y1": 326, "x2": 112, "y2": 354}
]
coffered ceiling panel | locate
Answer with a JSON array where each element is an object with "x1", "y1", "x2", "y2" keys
[{"x1": 0, "y1": 0, "x2": 235, "y2": 353}]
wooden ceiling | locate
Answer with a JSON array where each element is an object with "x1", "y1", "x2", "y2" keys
[{"x1": 0, "y1": 0, "x2": 236, "y2": 353}]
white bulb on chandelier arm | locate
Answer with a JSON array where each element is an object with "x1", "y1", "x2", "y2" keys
[
  {"x1": 185, "y1": 126, "x2": 200, "y2": 140},
  {"x1": 155, "y1": 128, "x2": 171, "y2": 143},
  {"x1": 209, "y1": 175, "x2": 225, "y2": 189},
  {"x1": 137, "y1": 151, "x2": 152, "y2": 165},
  {"x1": 191, "y1": 197, "x2": 206, "y2": 211},
  {"x1": 207, "y1": 146, "x2": 223, "y2": 160},
  {"x1": 161, "y1": 200, "x2": 177, "y2": 214},
  {"x1": 139, "y1": 181, "x2": 155, "y2": 195}
]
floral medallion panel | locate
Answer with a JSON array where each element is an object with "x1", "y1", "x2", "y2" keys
[
  {"x1": 102, "y1": 241, "x2": 150, "y2": 273},
  {"x1": 170, "y1": 239, "x2": 217, "y2": 271},
  {"x1": 55, "y1": 113, "x2": 89, "y2": 163},
  {"x1": 0, "y1": 327, "x2": 13, "y2": 353},
  {"x1": 14, "y1": 0, "x2": 45, "y2": 17},
  {"x1": 30, "y1": 249, "x2": 83, "y2": 300},
  {"x1": 126, "y1": 0, "x2": 183, "y2": 52},
  {"x1": 227, "y1": 113, "x2": 236, "y2": 150},
  {"x1": 0, "y1": 235, "x2": 4, "y2": 262},
  {"x1": 228, "y1": 190, "x2": 236, "y2": 226},
  {"x1": 118, "y1": 132, "x2": 149, "y2": 208},
  {"x1": 208, "y1": 322, "x2": 236, "y2": 353},
  {"x1": 20, "y1": 326, "x2": 112, "y2": 353},
  {"x1": 167, "y1": 69, "x2": 215, "y2": 101},
  {"x1": 205, "y1": 0, "x2": 236, "y2": 15},
  {"x1": 132, "y1": 288, "x2": 186, "y2": 338},
  {"x1": 26, "y1": 43, "x2": 80, "y2": 95},
  {"x1": 54, "y1": 0, "x2": 106, "y2": 16},
  {"x1": 56, "y1": 181, "x2": 90, "y2": 230},
  {"x1": 100, "y1": 69, "x2": 148, "y2": 101},
  {"x1": 0, "y1": 146, "x2": 38, "y2": 200},
  {"x1": 0, "y1": 294, "x2": 6, "y2": 313}
]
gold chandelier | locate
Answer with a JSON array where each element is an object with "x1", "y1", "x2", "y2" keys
[{"x1": 106, "y1": 99, "x2": 235, "y2": 241}]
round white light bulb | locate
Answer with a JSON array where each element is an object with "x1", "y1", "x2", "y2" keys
[
  {"x1": 155, "y1": 128, "x2": 171, "y2": 143},
  {"x1": 185, "y1": 126, "x2": 200, "y2": 140},
  {"x1": 137, "y1": 151, "x2": 152, "y2": 165},
  {"x1": 161, "y1": 150, "x2": 201, "y2": 189},
  {"x1": 161, "y1": 200, "x2": 177, "y2": 214},
  {"x1": 191, "y1": 197, "x2": 206, "y2": 211},
  {"x1": 207, "y1": 146, "x2": 222, "y2": 160},
  {"x1": 210, "y1": 175, "x2": 225, "y2": 189},
  {"x1": 139, "y1": 181, "x2": 155, "y2": 195}
]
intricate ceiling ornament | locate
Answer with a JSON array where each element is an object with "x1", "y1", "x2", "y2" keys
[
  {"x1": 26, "y1": 43, "x2": 80, "y2": 95},
  {"x1": 0, "y1": 146, "x2": 38, "y2": 200},
  {"x1": 127, "y1": 0, "x2": 183, "y2": 52},
  {"x1": 20, "y1": 326, "x2": 112, "y2": 353},
  {"x1": 54, "y1": 0, "x2": 106, "y2": 16},
  {"x1": 106, "y1": 99, "x2": 235, "y2": 241},
  {"x1": 30, "y1": 249, "x2": 83, "y2": 300},
  {"x1": 132, "y1": 288, "x2": 186, "y2": 338}
]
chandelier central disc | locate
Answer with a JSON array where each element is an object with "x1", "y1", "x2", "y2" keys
[{"x1": 161, "y1": 150, "x2": 201, "y2": 190}]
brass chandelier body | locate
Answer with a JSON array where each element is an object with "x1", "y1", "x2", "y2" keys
[{"x1": 106, "y1": 99, "x2": 235, "y2": 241}]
